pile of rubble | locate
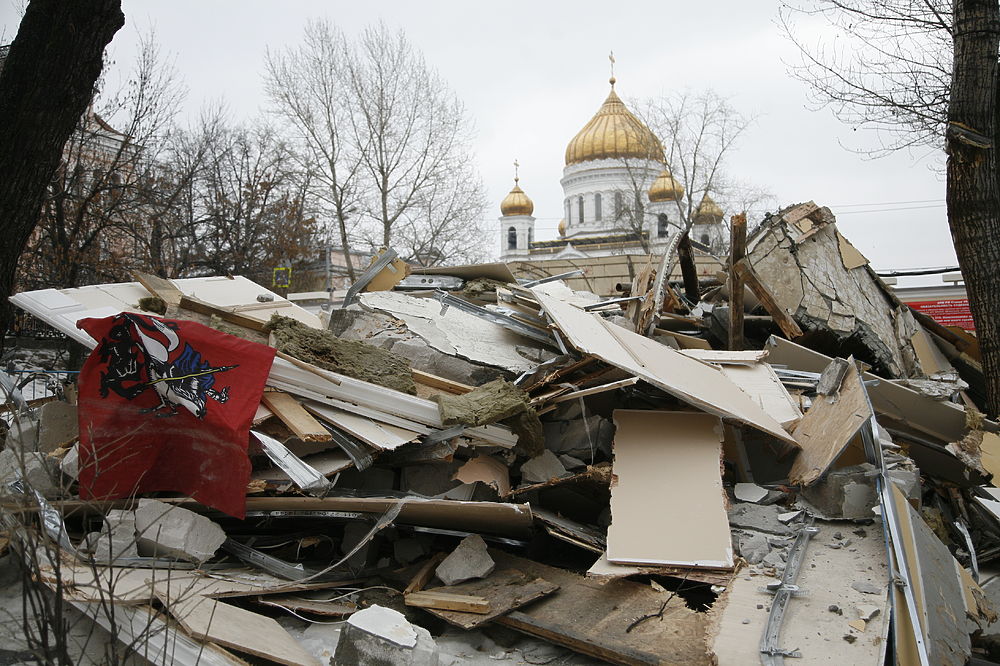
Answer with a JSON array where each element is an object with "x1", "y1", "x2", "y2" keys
[{"x1": 1, "y1": 202, "x2": 999, "y2": 665}]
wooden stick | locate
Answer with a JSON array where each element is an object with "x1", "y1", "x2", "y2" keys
[
  {"x1": 728, "y1": 213, "x2": 747, "y2": 351},
  {"x1": 404, "y1": 552, "x2": 447, "y2": 595},
  {"x1": 404, "y1": 590, "x2": 491, "y2": 614},
  {"x1": 734, "y1": 259, "x2": 804, "y2": 339},
  {"x1": 261, "y1": 391, "x2": 331, "y2": 442}
]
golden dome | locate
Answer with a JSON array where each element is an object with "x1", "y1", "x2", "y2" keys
[
  {"x1": 694, "y1": 193, "x2": 724, "y2": 224},
  {"x1": 647, "y1": 169, "x2": 684, "y2": 202},
  {"x1": 500, "y1": 178, "x2": 534, "y2": 216},
  {"x1": 557, "y1": 218, "x2": 567, "y2": 236},
  {"x1": 565, "y1": 79, "x2": 665, "y2": 166}
]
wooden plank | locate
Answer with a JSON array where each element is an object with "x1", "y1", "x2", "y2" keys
[
  {"x1": 179, "y1": 295, "x2": 268, "y2": 331},
  {"x1": 411, "y1": 369, "x2": 474, "y2": 395},
  {"x1": 404, "y1": 590, "x2": 491, "y2": 614},
  {"x1": 532, "y1": 285, "x2": 797, "y2": 445},
  {"x1": 734, "y1": 259, "x2": 804, "y2": 339},
  {"x1": 416, "y1": 569, "x2": 559, "y2": 629},
  {"x1": 255, "y1": 596, "x2": 356, "y2": 617},
  {"x1": 608, "y1": 411, "x2": 733, "y2": 568},
  {"x1": 490, "y1": 550, "x2": 709, "y2": 665},
  {"x1": 155, "y1": 589, "x2": 320, "y2": 666},
  {"x1": 546, "y1": 377, "x2": 639, "y2": 404},
  {"x1": 728, "y1": 213, "x2": 747, "y2": 350},
  {"x1": 261, "y1": 391, "x2": 331, "y2": 442},
  {"x1": 789, "y1": 359, "x2": 872, "y2": 486},
  {"x1": 132, "y1": 270, "x2": 183, "y2": 306},
  {"x1": 404, "y1": 552, "x2": 447, "y2": 594}
]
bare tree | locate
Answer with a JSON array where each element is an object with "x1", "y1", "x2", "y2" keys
[
  {"x1": 0, "y1": 0, "x2": 124, "y2": 349},
  {"x1": 344, "y1": 22, "x2": 487, "y2": 258},
  {"x1": 779, "y1": 0, "x2": 952, "y2": 153},
  {"x1": 781, "y1": 0, "x2": 1000, "y2": 416},
  {"x1": 194, "y1": 121, "x2": 319, "y2": 285},
  {"x1": 16, "y1": 33, "x2": 185, "y2": 291},
  {"x1": 264, "y1": 19, "x2": 363, "y2": 281}
]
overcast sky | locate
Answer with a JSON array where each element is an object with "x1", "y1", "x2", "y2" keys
[{"x1": 1, "y1": 1, "x2": 956, "y2": 285}]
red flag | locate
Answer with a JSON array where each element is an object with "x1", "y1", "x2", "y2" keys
[{"x1": 76, "y1": 313, "x2": 275, "y2": 518}]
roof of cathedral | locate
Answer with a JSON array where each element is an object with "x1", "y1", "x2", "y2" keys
[
  {"x1": 500, "y1": 177, "x2": 534, "y2": 216},
  {"x1": 648, "y1": 169, "x2": 685, "y2": 202},
  {"x1": 564, "y1": 78, "x2": 665, "y2": 166},
  {"x1": 694, "y1": 193, "x2": 724, "y2": 224}
]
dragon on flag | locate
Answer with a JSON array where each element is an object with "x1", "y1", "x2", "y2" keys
[{"x1": 76, "y1": 312, "x2": 276, "y2": 518}]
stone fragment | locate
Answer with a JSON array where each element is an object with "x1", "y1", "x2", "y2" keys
[
  {"x1": 734, "y1": 483, "x2": 769, "y2": 503},
  {"x1": 799, "y1": 464, "x2": 878, "y2": 519},
  {"x1": 61, "y1": 444, "x2": 80, "y2": 480},
  {"x1": 728, "y1": 503, "x2": 794, "y2": 535},
  {"x1": 4, "y1": 416, "x2": 39, "y2": 454},
  {"x1": 851, "y1": 581, "x2": 881, "y2": 595},
  {"x1": 334, "y1": 605, "x2": 439, "y2": 666},
  {"x1": 85, "y1": 510, "x2": 138, "y2": 562},
  {"x1": 133, "y1": 499, "x2": 225, "y2": 563},
  {"x1": 847, "y1": 619, "x2": 867, "y2": 632},
  {"x1": 762, "y1": 550, "x2": 786, "y2": 569},
  {"x1": 777, "y1": 510, "x2": 803, "y2": 524},
  {"x1": 435, "y1": 535, "x2": 495, "y2": 586},
  {"x1": 557, "y1": 454, "x2": 587, "y2": 471},
  {"x1": 36, "y1": 401, "x2": 78, "y2": 453},
  {"x1": 520, "y1": 450, "x2": 570, "y2": 485},
  {"x1": 737, "y1": 532, "x2": 770, "y2": 564},
  {"x1": 857, "y1": 604, "x2": 881, "y2": 621}
]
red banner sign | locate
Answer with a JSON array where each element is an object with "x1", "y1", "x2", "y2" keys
[{"x1": 907, "y1": 298, "x2": 976, "y2": 331}]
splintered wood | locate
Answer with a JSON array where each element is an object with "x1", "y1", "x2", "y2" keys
[
  {"x1": 788, "y1": 359, "x2": 872, "y2": 486},
  {"x1": 607, "y1": 411, "x2": 733, "y2": 569}
]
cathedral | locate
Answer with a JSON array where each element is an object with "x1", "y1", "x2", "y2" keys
[{"x1": 499, "y1": 75, "x2": 727, "y2": 261}]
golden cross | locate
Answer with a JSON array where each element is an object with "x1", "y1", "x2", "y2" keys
[{"x1": 513, "y1": 159, "x2": 520, "y2": 183}]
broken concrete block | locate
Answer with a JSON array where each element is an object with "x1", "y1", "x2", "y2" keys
[
  {"x1": 520, "y1": 450, "x2": 570, "y2": 485},
  {"x1": 799, "y1": 464, "x2": 878, "y2": 520},
  {"x1": 60, "y1": 444, "x2": 79, "y2": 480},
  {"x1": 851, "y1": 581, "x2": 881, "y2": 595},
  {"x1": 134, "y1": 499, "x2": 225, "y2": 563},
  {"x1": 335, "y1": 605, "x2": 438, "y2": 666},
  {"x1": 435, "y1": 535, "x2": 495, "y2": 586},
  {"x1": 4, "y1": 416, "x2": 39, "y2": 454},
  {"x1": 737, "y1": 532, "x2": 770, "y2": 564},
  {"x1": 85, "y1": 509, "x2": 139, "y2": 562},
  {"x1": 2, "y1": 451, "x2": 62, "y2": 495},
  {"x1": 36, "y1": 401, "x2": 78, "y2": 453},
  {"x1": 728, "y1": 503, "x2": 794, "y2": 536},
  {"x1": 558, "y1": 454, "x2": 587, "y2": 471},
  {"x1": 298, "y1": 622, "x2": 343, "y2": 665},
  {"x1": 734, "y1": 483, "x2": 768, "y2": 503},
  {"x1": 762, "y1": 550, "x2": 786, "y2": 570}
]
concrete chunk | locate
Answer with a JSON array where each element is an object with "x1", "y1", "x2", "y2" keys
[
  {"x1": 435, "y1": 534, "x2": 495, "y2": 586},
  {"x1": 84, "y1": 509, "x2": 139, "y2": 562},
  {"x1": 334, "y1": 605, "x2": 439, "y2": 666},
  {"x1": 728, "y1": 503, "x2": 794, "y2": 536},
  {"x1": 133, "y1": 499, "x2": 225, "y2": 563},
  {"x1": 37, "y1": 401, "x2": 78, "y2": 453},
  {"x1": 520, "y1": 450, "x2": 570, "y2": 485},
  {"x1": 799, "y1": 464, "x2": 878, "y2": 519},
  {"x1": 737, "y1": 532, "x2": 770, "y2": 565},
  {"x1": 734, "y1": 483, "x2": 769, "y2": 503}
]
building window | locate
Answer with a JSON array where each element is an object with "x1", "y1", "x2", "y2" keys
[
  {"x1": 507, "y1": 226, "x2": 517, "y2": 250},
  {"x1": 615, "y1": 191, "x2": 623, "y2": 218},
  {"x1": 594, "y1": 193, "x2": 602, "y2": 221},
  {"x1": 657, "y1": 214, "x2": 669, "y2": 238},
  {"x1": 528, "y1": 227, "x2": 534, "y2": 244},
  {"x1": 700, "y1": 233, "x2": 710, "y2": 246},
  {"x1": 565, "y1": 199, "x2": 571, "y2": 224},
  {"x1": 578, "y1": 196, "x2": 585, "y2": 225},
  {"x1": 634, "y1": 192, "x2": 644, "y2": 219}
]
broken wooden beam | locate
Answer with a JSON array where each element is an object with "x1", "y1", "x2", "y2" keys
[
  {"x1": 733, "y1": 259, "x2": 804, "y2": 339},
  {"x1": 728, "y1": 213, "x2": 747, "y2": 351},
  {"x1": 404, "y1": 552, "x2": 448, "y2": 595},
  {"x1": 261, "y1": 391, "x2": 331, "y2": 442},
  {"x1": 179, "y1": 295, "x2": 268, "y2": 331},
  {"x1": 404, "y1": 590, "x2": 491, "y2": 614}
]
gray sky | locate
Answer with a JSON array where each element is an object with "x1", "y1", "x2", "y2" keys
[{"x1": 2, "y1": 0, "x2": 955, "y2": 285}]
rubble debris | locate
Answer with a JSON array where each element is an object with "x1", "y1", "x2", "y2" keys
[
  {"x1": 334, "y1": 605, "x2": 439, "y2": 666},
  {"x1": 136, "y1": 295, "x2": 167, "y2": 315},
  {"x1": 83, "y1": 509, "x2": 139, "y2": 563},
  {"x1": 734, "y1": 483, "x2": 769, "y2": 503},
  {"x1": 435, "y1": 378, "x2": 543, "y2": 455},
  {"x1": 519, "y1": 450, "x2": 570, "y2": 485},
  {"x1": 435, "y1": 535, "x2": 496, "y2": 586},
  {"x1": 134, "y1": 499, "x2": 226, "y2": 564},
  {"x1": 267, "y1": 313, "x2": 417, "y2": 395},
  {"x1": 413, "y1": 568, "x2": 559, "y2": 630},
  {"x1": 799, "y1": 464, "x2": 878, "y2": 520}
]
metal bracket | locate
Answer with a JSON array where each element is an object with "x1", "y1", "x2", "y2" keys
[
  {"x1": 430, "y1": 290, "x2": 555, "y2": 345},
  {"x1": 760, "y1": 521, "x2": 819, "y2": 664},
  {"x1": 340, "y1": 247, "x2": 399, "y2": 309}
]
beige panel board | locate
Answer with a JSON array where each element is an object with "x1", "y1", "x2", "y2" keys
[
  {"x1": 911, "y1": 322, "x2": 954, "y2": 377},
  {"x1": 789, "y1": 361, "x2": 872, "y2": 485},
  {"x1": 304, "y1": 401, "x2": 419, "y2": 451},
  {"x1": 607, "y1": 410, "x2": 733, "y2": 568},
  {"x1": 679, "y1": 349, "x2": 769, "y2": 365},
  {"x1": 155, "y1": 589, "x2": 320, "y2": 666},
  {"x1": 720, "y1": 363, "x2": 802, "y2": 427},
  {"x1": 533, "y1": 288, "x2": 796, "y2": 444}
]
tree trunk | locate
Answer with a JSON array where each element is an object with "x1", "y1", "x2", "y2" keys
[
  {"x1": 947, "y1": 0, "x2": 1000, "y2": 417},
  {"x1": 0, "y1": 0, "x2": 124, "y2": 351}
]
